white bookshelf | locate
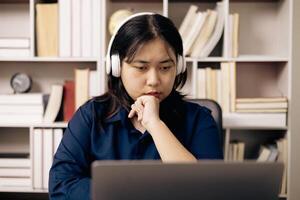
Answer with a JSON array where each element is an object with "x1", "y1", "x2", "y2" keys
[{"x1": 0, "y1": 0, "x2": 299, "y2": 199}]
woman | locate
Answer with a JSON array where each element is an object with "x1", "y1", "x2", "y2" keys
[{"x1": 49, "y1": 13, "x2": 223, "y2": 200}]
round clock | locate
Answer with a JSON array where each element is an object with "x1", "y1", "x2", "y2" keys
[{"x1": 10, "y1": 73, "x2": 32, "y2": 93}]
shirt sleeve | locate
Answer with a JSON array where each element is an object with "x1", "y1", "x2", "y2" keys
[
  {"x1": 49, "y1": 102, "x2": 94, "y2": 200},
  {"x1": 189, "y1": 107, "x2": 223, "y2": 159}
]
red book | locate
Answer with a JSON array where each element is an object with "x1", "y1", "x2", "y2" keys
[{"x1": 63, "y1": 80, "x2": 75, "y2": 122}]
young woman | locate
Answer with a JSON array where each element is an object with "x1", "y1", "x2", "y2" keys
[{"x1": 49, "y1": 13, "x2": 223, "y2": 200}]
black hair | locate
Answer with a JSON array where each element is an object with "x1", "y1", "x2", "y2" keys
[{"x1": 95, "y1": 13, "x2": 187, "y2": 122}]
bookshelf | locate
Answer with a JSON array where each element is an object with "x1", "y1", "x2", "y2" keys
[{"x1": 0, "y1": 0, "x2": 299, "y2": 199}]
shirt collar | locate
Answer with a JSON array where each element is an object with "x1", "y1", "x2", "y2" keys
[{"x1": 104, "y1": 107, "x2": 128, "y2": 126}]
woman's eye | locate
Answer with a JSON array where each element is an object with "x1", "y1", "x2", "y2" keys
[
  {"x1": 134, "y1": 66, "x2": 147, "y2": 71},
  {"x1": 160, "y1": 66, "x2": 172, "y2": 71}
]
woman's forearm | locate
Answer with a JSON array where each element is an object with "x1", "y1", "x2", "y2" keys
[{"x1": 146, "y1": 120, "x2": 197, "y2": 162}]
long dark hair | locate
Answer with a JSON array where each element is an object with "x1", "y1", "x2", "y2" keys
[{"x1": 95, "y1": 13, "x2": 187, "y2": 121}]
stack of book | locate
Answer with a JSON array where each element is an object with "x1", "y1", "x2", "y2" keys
[
  {"x1": 0, "y1": 93, "x2": 44, "y2": 124},
  {"x1": 0, "y1": 157, "x2": 31, "y2": 188},
  {"x1": 235, "y1": 97, "x2": 288, "y2": 113},
  {"x1": 256, "y1": 138, "x2": 288, "y2": 195},
  {"x1": 195, "y1": 62, "x2": 236, "y2": 113},
  {"x1": 179, "y1": 1, "x2": 225, "y2": 58},
  {"x1": 36, "y1": 0, "x2": 101, "y2": 57},
  {"x1": 33, "y1": 128, "x2": 63, "y2": 189},
  {"x1": 228, "y1": 141, "x2": 245, "y2": 162},
  {"x1": 0, "y1": 38, "x2": 30, "y2": 57}
]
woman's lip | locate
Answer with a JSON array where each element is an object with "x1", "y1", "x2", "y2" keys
[{"x1": 146, "y1": 92, "x2": 161, "y2": 98}]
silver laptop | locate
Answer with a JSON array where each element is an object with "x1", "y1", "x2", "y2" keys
[{"x1": 92, "y1": 160, "x2": 283, "y2": 200}]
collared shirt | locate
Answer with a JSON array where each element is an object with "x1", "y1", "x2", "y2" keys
[{"x1": 49, "y1": 97, "x2": 223, "y2": 200}]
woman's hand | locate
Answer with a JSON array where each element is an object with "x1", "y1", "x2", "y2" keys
[{"x1": 128, "y1": 95, "x2": 161, "y2": 130}]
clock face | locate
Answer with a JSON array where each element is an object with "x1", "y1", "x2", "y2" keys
[{"x1": 10, "y1": 73, "x2": 32, "y2": 93}]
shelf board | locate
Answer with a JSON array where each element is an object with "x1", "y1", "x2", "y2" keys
[
  {"x1": 0, "y1": 57, "x2": 98, "y2": 62},
  {"x1": 185, "y1": 56, "x2": 289, "y2": 63},
  {"x1": 223, "y1": 113, "x2": 287, "y2": 129},
  {"x1": 185, "y1": 57, "x2": 227, "y2": 62},
  {"x1": 232, "y1": 55, "x2": 289, "y2": 62},
  {"x1": 0, "y1": 122, "x2": 68, "y2": 128},
  {"x1": 0, "y1": 186, "x2": 47, "y2": 193},
  {"x1": 0, "y1": 0, "x2": 29, "y2": 3}
]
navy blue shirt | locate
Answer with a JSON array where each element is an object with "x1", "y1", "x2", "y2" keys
[{"x1": 49, "y1": 95, "x2": 223, "y2": 200}]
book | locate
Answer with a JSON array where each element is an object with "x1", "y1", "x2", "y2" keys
[
  {"x1": 0, "y1": 104, "x2": 44, "y2": 114},
  {"x1": 72, "y1": 0, "x2": 81, "y2": 57},
  {"x1": 199, "y1": 2, "x2": 225, "y2": 57},
  {"x1": 0, "y1": 177, "x2": 31, "y2": 187},
  {"x1": 229, "y1": 62, "x2": 236, "y2": 112},
  {"x1": 0, "y1": 158, "x2": 30, "y2": 168},
  {"x1": 0, "y1": 49, "x2": 30, "y2": 57},
  {"x1": 257, "y1": 146, "x2": 272, "y2": 162},
  {"x1": 0, "y1": 38, "x2": 30, "y2": 48},
  {"x1": 221, "y1": 62, "x2": 230, "y2": 113},
  {"x1": 227, "y1": 14, "x2": 233, "y2": 57},
  {"x1": 236, "y1": 109, "x2": 288, "y2": 113},
  {"x1": 236, "y1": 97, "x2": 288, "y2": 103},
  {"x1": 81, "y1": 0, "x2": 92, "y2": 57},
  {"x1": 0, "y1": 114, "x2": 43, "y2": 124},
  {"x1": 33, "y1": 129, "x2": 43, "y2": 189},
  {"x1": 43, "y1": 129, "x2": 53, "y2": 189},
  {"x1": 89, "y1": 70, "x2": 101, "y2": 97},
  {"x1": 59, "y1": 0, "x2": 72, "y2": 57},
  {"x1": 43, "y1": 84, "x2": 63, "y2": 123},
  {"x1": 236, "y1": 102, "x2": 288, "y2": 109},
  {"x1": 36, "y1": 3, "x2": 59, "y2": 57},
  {"x1": 63, "y1": 80, "x2": 75, "y2": 122},
  {"x1": 232, "y1": 13, "x2": 239, "y2": 58},
  {"x1": 92, "y1": 0, "x2": 101, "y2": 57},
  {"x1": 179, "y1": 5, "x2": 198, "y2": 44},
  {"x1": 0, "y1": 93, "x2": 44, "y2": 105},
  {"x1": 53, "y1": 129, "x2": 63, "y2": 154},
  {"x1": 183, "y1": 11, "x2": 207, "y2": 56},
  {"x1": 190, "y1": 10, "x2": 218, "y2": 58},
  {"x1": 196, "y1": 68, "x2": 206, "y2": 99},
  {"x1": 0, "y1": 168, "x2": 30, "y2": 177},
  {"x1": 75, "y1": 68, "x2": 90, "y2": 109}
]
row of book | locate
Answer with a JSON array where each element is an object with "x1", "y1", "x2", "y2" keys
[
  {"x1": 0, "y1": 38, "x2": 30, "y2": 57},
  {"x1": 0, "y1": 157, "x2": 31, "y2": 188},
  {"x1": 228, "y1": 138, "x2": 288, "y2": 195},
  {"x1": 0, "y1": 68, "x2": 99, "y2": 124},
  {"x1": 179, "y1": 2, "x2": 225, "y2": 58},
  {"x1": 33, "y1": 128, "x2": 63, "y2": 189},
  {"x1": 235, "y1": 97, "x2": 288, "y2": 113},
  {"x1": 195, "y1": 62, "x2": 236, "y2": 113},
  {"x1": 0, "y1": 129, "x2": 63, "y2": 189},
  {"x1": 194, "y1": 62, "x2": 288, "y2": 114},
  {"x1": 36, "y1": 0, "x2": 100, "y2": 57}
]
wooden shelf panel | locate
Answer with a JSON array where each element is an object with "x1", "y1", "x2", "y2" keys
[
  {"x1": 223, "y1": 113, "x2": 287, "y2": 129},
  {"x1": 0, "y1": 122, "x2": 68, "y2": 128},
  {"x1": 0, "y1": 57, "x2": 98, "y2": 62},
  {"x1": 0, "y1": 0, "x2": 29, "y2": 4}
]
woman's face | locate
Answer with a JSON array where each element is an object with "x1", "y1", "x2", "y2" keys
[{"x1": 121, "y1": 38, "x2": 177, "y2": 102}]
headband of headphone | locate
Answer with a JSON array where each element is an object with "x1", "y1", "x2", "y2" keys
[{"x1": 106, "y1": 12, "x2": 186, "y2": 77}]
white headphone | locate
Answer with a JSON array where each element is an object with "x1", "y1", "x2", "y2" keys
[{"x1": 106, "y1": 12, "x2": 186, "y2": 77}]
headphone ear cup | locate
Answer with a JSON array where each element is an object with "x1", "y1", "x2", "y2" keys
[
  {"x1": 106, "y1": 54, "x2": 111, "y2": 75},
  {"x1": 111, "y1": 54, "x2": 121, "y2": 77},
  {"x1": 176, "y1": 55, "x2": 183, "y2": 75}
]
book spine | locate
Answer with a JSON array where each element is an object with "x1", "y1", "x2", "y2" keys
[
  {"x1": 43, "y1": 129, "x2": 53, "y2": 189},
  {"x1": 33, "y1": 129, "x2": 43, "y2": 189},
  {"x1": 59, "y1": 0, "x2": 72, "y2": 57}
]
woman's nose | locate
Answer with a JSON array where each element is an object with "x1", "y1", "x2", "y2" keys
[{"x1": 146, "y1": 69, "x2": 160, "y2": 87}]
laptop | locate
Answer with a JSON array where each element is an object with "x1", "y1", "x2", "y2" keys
[{"x1": 92, "y1": 160, "x2": 283, "y2": 200}]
